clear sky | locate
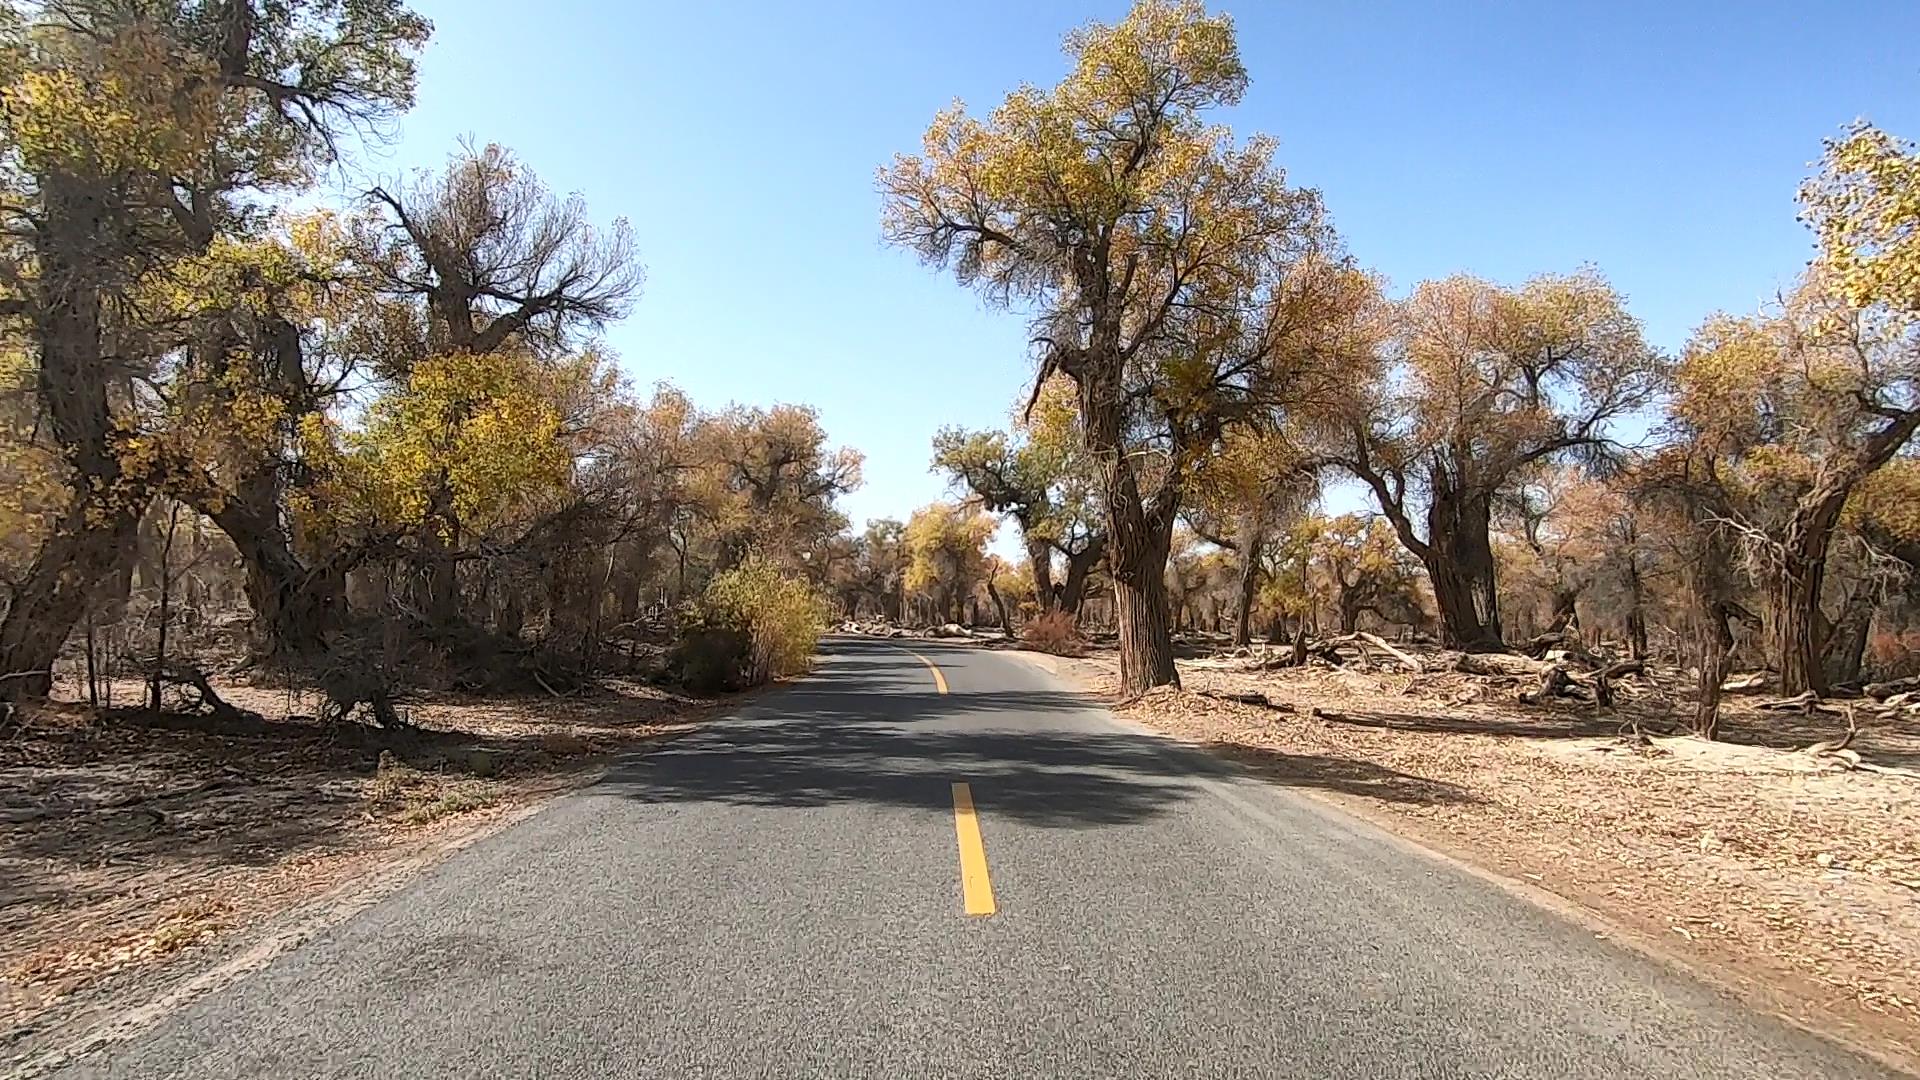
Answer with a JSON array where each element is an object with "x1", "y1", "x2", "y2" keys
[{"x1": 350, "y1": 0, "x2": 1920, "y2": 534}]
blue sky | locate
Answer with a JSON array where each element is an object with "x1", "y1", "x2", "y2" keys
[{"x1": 354, "y1": 0, "x2": 1920, "y2": 534}]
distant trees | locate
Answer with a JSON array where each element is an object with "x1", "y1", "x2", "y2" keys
[
  {"x1": 932, "y1": 379, "x2": 1104, "y2": 616},
  {"x1": 882, "y1": 0, "x2": 1920, "y2": 736},
  {"x1": 904, "y1": 503, "x2": 996, "y2": 625}
]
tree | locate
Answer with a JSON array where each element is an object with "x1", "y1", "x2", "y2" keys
[
  {"x1": 354, "y1": 143, "x2": 641, "y2": 628},
  {"x1": 699, "y1": 404, "x2": 863, "y2": 571},
  {"x1": 0, "y1": 0, "x2": 429, "y2": 700},
  {"x1": 1327, "y1": 270, "x2": 1662, "y2": 650},
  {"x1": 932, "y1": 384, "x2": 1104, "y2": 614},
  {"x1": 904, "y1": 502, "x2": 994, "y2": 625},
  {"x1": 1185, "y1": 427, "x2": 1312, "y2": 645},
  {"x1": 1304, "y1": 514, "x2": 1427, "y2": 634},
  {"x1": 1724, "y1": 123, "x2": 1920, "y2": 694},
  {"x1": 882, "y1": 0, "x2": 1337, "y2": 694}
]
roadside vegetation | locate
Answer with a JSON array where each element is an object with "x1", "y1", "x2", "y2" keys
[{"x1": 2, "y1": 0, "x2": 1918, "y2": 1066}]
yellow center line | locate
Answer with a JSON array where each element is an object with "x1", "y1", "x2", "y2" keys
[
  {"x1": 951, "y1": 782, "x2": 997, "y2": 916},
  {"x1": 900, "y1": 647, "x2": 948, "y2": 694}
]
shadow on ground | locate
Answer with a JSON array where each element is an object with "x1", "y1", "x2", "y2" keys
[{"x1": 599, "y1": 643, "x2": 1479, "y2": 830}]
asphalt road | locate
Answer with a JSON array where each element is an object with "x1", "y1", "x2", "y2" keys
[{"x1": 52, "y1": 637, "x2": 1902, "y2": 1079}]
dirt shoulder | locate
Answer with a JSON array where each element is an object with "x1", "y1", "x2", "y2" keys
[
  {"x1": 0, "y1": 678, "x2": 716, "y2": 1065},
  {"x1": 1039, "y1": 647, "x2": 1920, "y2": 1073}
]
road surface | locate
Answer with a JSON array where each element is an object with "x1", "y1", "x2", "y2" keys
[{"x1": 52, "y1": 637, "x2": 1901, "y2": 1078}]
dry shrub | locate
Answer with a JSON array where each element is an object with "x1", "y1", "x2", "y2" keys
[
  {"x1": 1021, "y1": 610, "x2": 1085, "y2": 657},
  {"x1": 1869, "y1": 628, "x2": 1920, "y2": 679},
  {"x1": 672, "y1": 556, "x2": 830, "y2": 689},
  {"x1": 364, "y1": 750, "x2": 496, "y2": 825}
]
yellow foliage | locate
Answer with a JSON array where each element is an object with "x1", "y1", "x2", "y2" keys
[
  {"x1": 306, "y1": 352, "x2": 569, "y2": 535},
  {"x1": 1803, "y1": 124, "x2": 1920, "y2": 316}
]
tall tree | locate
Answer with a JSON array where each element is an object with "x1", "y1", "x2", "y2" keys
[
  {"x1": 0, "y1": 0, "x2": 429, "y2": 700},
  {"x1": 881, "y1": 0, "x2": 1335, "y2": 694}
]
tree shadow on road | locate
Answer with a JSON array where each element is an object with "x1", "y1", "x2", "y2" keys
[{"x1": 597, "y1": 675, "x2": 1478, "y2": 829}]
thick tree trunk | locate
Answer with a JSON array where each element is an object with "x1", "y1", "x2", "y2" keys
[
  {"x1": 0, "y1": 175, "x2": 149, "y2": 702},
  {"x1": 1694, "y1": 601, "x2": 1736, "y2": 740},
  {"x1": 1026, "y1": 535, "x2": 1056, "y2": 611},
  {"x1": 1113, "y1": 543, "x2": 1178, "y2": 694},
  {"x1": 199, "y1": 477, "x2": 340, "y2": 659},
  {"x1": 1424, "y1": 483, "x2": 1503, "y2": 649},
  {"x1": 1075, "y1": 357, "x2": 1177, "y2": 695},
  {"x1": 1824, "y1": 589, "x2": 1874, "y2": 687},
  {"x1": 1775, "y1": 497, "x2": 1845, "y2": 695},
  {"x1": 0, "y1": 498, "x2": 142, "y2": 700},
  {"x1": 1336, "y1": 588, "x2": 1361, "y2": 633}
]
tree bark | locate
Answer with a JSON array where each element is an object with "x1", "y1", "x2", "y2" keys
[
  {"x1": 1425, "y1": 481, "x2": 1504, "y2": 649},
  {"x1": 1824, "y1": 589, "x2": 1874, "y2": 687},
  {"x1": 1077, "y1": 358, "x2": 1179, "y2": 695},
  {"x1": 1026, "y1": 535, "x2": 1056, "y2": 611},
  {"x1": 1231, "y1": 521, "x2": 1264, "y2": 648},
  {"x1": 1057, "y1": 532, "x2": 1105, "y2": 616},
  {"x1": 1775, "y1": 496, "x2": 1845, "y2": 695},
  {"x1": 196, "y1": 475, "x2": 340, "y2": 659},
  {"x1": 1775, "y1": 409, "x2": 1920, "y2": 694},
  {"x1": 0, "y1": 175, "x2": 150, "y2": 702},
  {"x1": 1694, "y1": 601, "x2": 1736, "y2": 740}
]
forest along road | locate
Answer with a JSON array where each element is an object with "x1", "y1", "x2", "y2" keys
[{"x1": 50, "y1": 636, "x2": 1903, "y2": 1080}]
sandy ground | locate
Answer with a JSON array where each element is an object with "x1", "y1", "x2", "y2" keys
[
  {"x1": 0, "y1": 677, "x2": 715, "y2": 1055},
  {"x1": 1040, "y1": 645, "x2": 1920, "y2": 1070}
]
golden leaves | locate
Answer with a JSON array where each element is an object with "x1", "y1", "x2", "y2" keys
[
  {"x1": 1802, "y1": 124, "x2": 1920, "y2": 316},
  {"x1": 0, "y1": 24, "x2": 221, "y2": 177}
]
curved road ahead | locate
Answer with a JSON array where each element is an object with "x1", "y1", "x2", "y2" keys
[{"x1": 56, "y1": 637, "x2": 1900, "y2": 1079}]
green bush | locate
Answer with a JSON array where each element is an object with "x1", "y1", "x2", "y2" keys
[{"x1": 672, "y1": 558, "x2": 830, "y2": 689}]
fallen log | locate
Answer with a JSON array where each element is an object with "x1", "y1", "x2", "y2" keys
[
  {"x1": 1324, "y1": 631, "x2": 1424, "y2": 673},
  {"x1": 1199, "y1": 689, "x2": 1295, "y2": 712},
  {"x1": 1520, "y1": 664, "x2": 1587, "y2": 705},
  {"x1": 1455, "y1": 652, "x2": 1548, "y2": 678},
  {"x1": 1865, "y1": 675, "x2": 1920, "y2": 701}
]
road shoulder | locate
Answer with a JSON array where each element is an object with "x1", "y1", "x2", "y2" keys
[{"x1": 1002, "y1": 646, "x2": 1920, "y2": 1078}]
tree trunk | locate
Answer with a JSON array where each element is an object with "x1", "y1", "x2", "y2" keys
[
  {"x1": 1231, "y1": 522, "x2": 1264, "y2": 648},
  {"x1": 198, "y1": 479, "x2": 340, "y2": 659},
  {"x1": 986, "y1": 578, "x2": 1011, "y2": 637},
  {"x1": 1694, "y1": 602, "x2": 1736, "y2": 740},
  {"x1": 1026, "y1": 535, "x2": 1056, "y2": 611},
  {"x1": 0, "y1": 175, "x2": 150, "y2": 702},
  {"x1": 1775, "y1": 496, "x2": 1846, "y2": 695},
  {"x1": 1824, "y1": 589, "x2": 1874, "y2": 687},
  {"x1": 1424, "y1": 483, "x2": 1504, "y2": 649},
  {"x1": 1546, "y1": 590, "x2": 1580, "y2": 634},
  {"x1": 1336, "y1": 590, "x2": 1361, "y2": 634},
  {"x1": 1623, "y1": 543, "x2": 1649, "y2": 661},
  {"x1": 1058, "y1": 533, "x2": 1105, "y2": 616},
  {"x1": 1077, "y1": 373, "x2": 1177, "y2": 692}
]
